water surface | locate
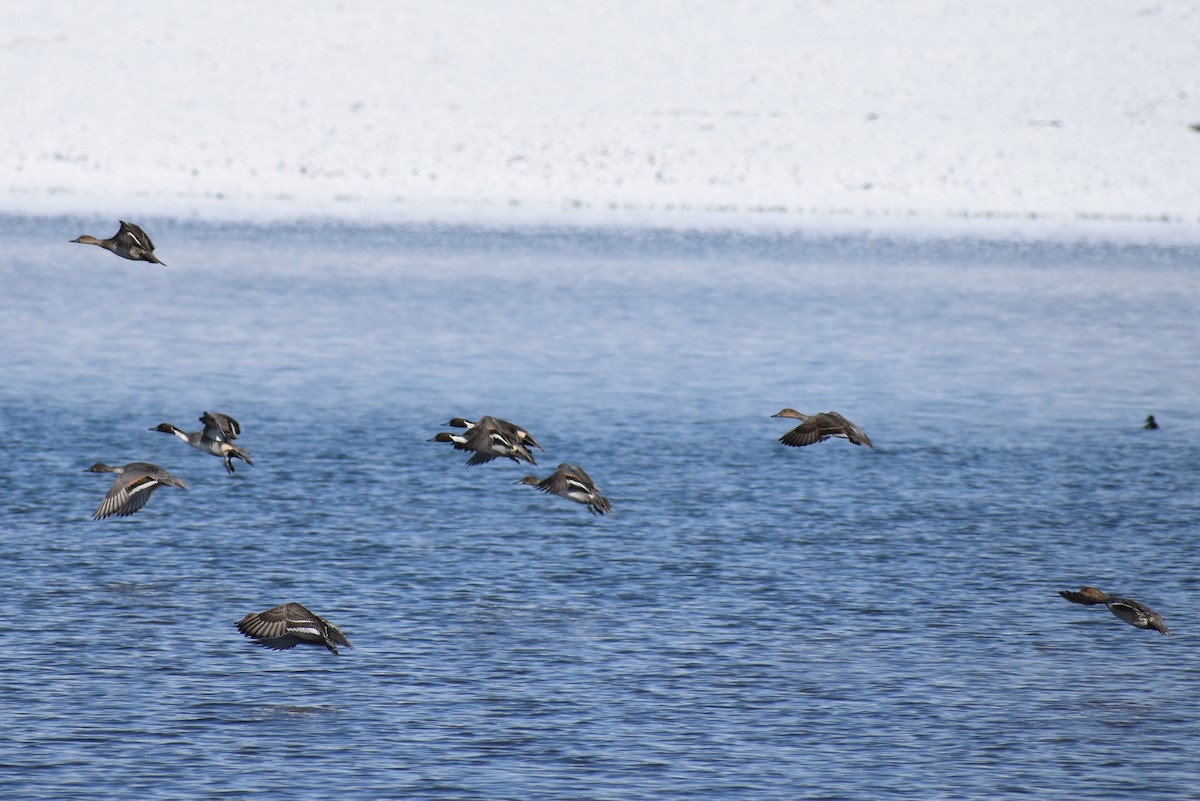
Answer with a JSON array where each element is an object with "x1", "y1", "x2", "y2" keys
[{"x1": 2, "y1": 217, "x2": 1198, "y2": 799}]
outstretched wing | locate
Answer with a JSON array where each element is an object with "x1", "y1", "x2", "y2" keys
[
  {"x1": 779, "y1": 421, "x2": 828, "y2": 447},
  {"x1": 118, "y1": 220, "x2": 156, "y2": 252},
  {"x1": 93, "y1": 473, "x2": 163, "y2": 519},
  {"x1": 200, "y1": 411, "x2": 241, "y2": 441}
]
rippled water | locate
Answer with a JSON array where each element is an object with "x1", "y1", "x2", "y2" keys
[{"x1": 2, "y1": 216, "x2": 1199, "y2": 799}]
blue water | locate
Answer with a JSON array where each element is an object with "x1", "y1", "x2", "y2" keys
[{"x1": 2, "y1": 215, "x2": 1199, "y2": 799}]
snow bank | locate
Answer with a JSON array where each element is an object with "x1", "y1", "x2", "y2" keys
[{"x1": 5, "y1": 1, "x2": 1199, "y2": 241}]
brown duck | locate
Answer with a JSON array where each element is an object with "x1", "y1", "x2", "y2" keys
[
  {"x1": 772, "y1": 408, "x2": 873, "y2": 448},
  {"x1": 430, "y1": 415, "x2": 536, "y2": 466},
  {"x1": 236, "y1": 602, "x2": 352, "y2": 654},
  {"x1": 1059, "y1": 586, "x2": 1170, "y2": 635},
  {"x1": 71, "y1": 220, "x2": 166, "y2": 265},
  {"x1": 516, "y1": 463, "x2": 612, "y2": 515},
  {"x1": 84, "y1": 462, "x2": 187, "y2": 520}
]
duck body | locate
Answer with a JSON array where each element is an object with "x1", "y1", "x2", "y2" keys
[
  {"x1": 152, "y1": 411, "x2": 252, "y2": 473},
  {"x1": 1059, "y1": 586, "x2": 1170, "y2": 635},
  {"x1": 772, "y1": 408, "x2": 873, "y2": 448},
  {"x1": 85, "y1": 461, "x2": 187, "y2": 520},
  {"x1": 71, "y1": 220, "x2": 166, "y2": 265},
  {"x1": 236, "y1": 602, "x2": 352, "y2": 654},
  {"x1": 431, "y1": 415, "x2": 536, "y2": 465},
  {"x1": 517, "y1": 463, "x2": 612, "y2": 515}
]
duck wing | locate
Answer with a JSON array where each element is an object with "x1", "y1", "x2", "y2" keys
[
  {"x1": 236, "y1": 602, "x2": 351, "y2": 651},
  {"x1": 779, "y1": 420, "x2": 829, "y2": 447},
  {"x1": 200, "y1": 411, "x2": 241, "y2": 440},
  {"x1": 534, "y1": 464, "x2": 576, "y2": 495},
  {"x1": 93, "y1": 471, "x2": 162, "y2": 519},
  {"x1": 464, "y1": 417, "x2": 535, "y2": 464},
  {"x1": 465, "y1": 450, "x2": 502, "y2": 466},
  {"x1": 117, "y1": 220, "x2": 156, "y2": 252},
  {"x1": 566, "y1": 465, "x2": 611, "y2": 514},
  {"x1": 1106, "y1": 598, "x2": 1170, "y2": 635},
  {"x1": 493, "y1": 417, "x2": 543, "y2": 451},
  {"x1": 462, "y1": 418, "x2": 505, "y2": 451},
  {"x1": 564, "y1": 464, "x2": 597, "y2": 490}
]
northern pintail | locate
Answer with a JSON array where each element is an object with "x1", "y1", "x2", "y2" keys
[
  {"x1": 236, "y1": 603, "x2": 353, "y2": 654},
  {"x1": 71, "y1": 220, "x2": 166, "y2": 266},
  {"x1": 430, "y1": 415, "x2": 536, "y2": 466},
  {"x1": 152, "y1": 411, "x2": 252, "y2": 473},
  {"x1": 772, "y1": 408, "x2": 873, "y2": 448},
  {"x1": 516, "y1": 463, "x2": 612, "y2": 515},
  {"x1": 84, "y1": 462, "x2": 187, "y2": 520},
  {"x1": 1059, "y1": 586, "x2": 1170, "y2": 635},
  {"x1": 1144, "y1": 415, "x2": 1159, "y2": 430},
  {"x1": 445, "y1": 416, "x2": 544, "y2": 451}
]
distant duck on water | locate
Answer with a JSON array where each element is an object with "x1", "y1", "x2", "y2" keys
[
  {"x1": 71, "y1": 220, "x2": 166, "y2": 266},
  {"x1": 236, "y1": 603, "x2": 352, "y2": 654},
  {"x1": 1059, "y1": 586, "x2": 1171, "y2": 635},
  {"x1": 84, "y1": 462, "x2": 187, "y2": 520},
  {"x1": 772, "y1": 408, "x2": 873, "y2": 448},
  {"x1": 1144, "y1": 415, "x2": 1159, "y2": 430},
  {"x1": 516, "y1": 463, "x2": 612, "y2": 515},
  {"x1": 152, "y1": 411, "x2": 252, "y2": 474},
  {"x1": 430, "y1": 415, "x2": 537, "y2": 466}
]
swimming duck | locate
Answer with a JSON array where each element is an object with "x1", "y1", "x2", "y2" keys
[
  {"x1": 1144, "y1": 415, "x2": 1159, "y2": 430},
  {"x1": 236, "y1": 602, "x2": 352, "y2": 654},
  {"x1": 84, "y1": 462, "x2": 187, "y2": 520},
  {"x1": 516, "y1": 463, "x2": 612, "y2": 515},
  {"x1": 70, "y1": 220, "x2": 166, "y2": 266},
  {"x1": 445, "y1": 416, "x2": 544, "y2": 451},
  {"x1": 430, "y1": 415, "x2": 536, "y2": 465},
  {"x1": 151, "y1": 411, "x2": 252, "y2": 473},
  {"x1": 772, "y1": 408, "x2": 873, "y2": 448},
  {"x1": 1059, "y1": 586, "x2": 1170, "y2": 635}
]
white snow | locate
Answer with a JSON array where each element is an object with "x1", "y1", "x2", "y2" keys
[{"x1": 4, "y1": 1, "x2": 1199, "y2": 240}]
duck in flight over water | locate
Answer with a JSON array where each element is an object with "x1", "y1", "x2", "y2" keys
[
  {"x1": 71, "y1": 220, "x2": 166, "y2": 265},
  {"x1": 516, "y1": 463, "x2": 612, "y2": 515},
  {"x1": 236, "y1": 602, "x2": 353, "y2": 654},
  {"x1": 772, "y1": 409, "x2": 873, "y2": 448},
  {"x1": 444, "y1": 416, "x2": 543, "y2": 452},
  {"x1": 1059, "y1": 586, "x2": 1170, "y2": 635},
  {"x1": 151, "y1": 411, "x2": 252, "y2": 474},
  {"x1": 84, "y1": 462, "x2": 187, "y2": 520},
  {"x1": 430, "y1": 415, "x2": 537, "y2": 465}
]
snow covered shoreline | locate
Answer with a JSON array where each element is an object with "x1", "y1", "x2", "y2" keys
[{"x1": 6, "y1": 2, "x2": 1199, "y2": 243}]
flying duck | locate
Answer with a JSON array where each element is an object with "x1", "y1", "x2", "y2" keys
[
  {"x1": 772, "y1": 408, "x2": 873, "y2": 448},
  {"x1": 236, "y1": 603, "x2": 353, "y2": 654},
  {"x1": 444, "y1": 416, "x2": 543, "y2": 451},
  {"x1": 430, "y1": 415, "x2": 536, "y2": 465},
  {"x1": 70, "y1": 220, "x2": 166, "y2": 265},
  {"x1": 151, "y1": 411, "x2": 252, "y2": 473},
  {"x1": 516, "y1": 463, "x2": 612, "y2": 515},
  {"x1": 84, "y1": 462, "x2": 187, "y2": 520},
  {"x1": 1059, "y1": 586, "x2": 1170, "y2": 635}
]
